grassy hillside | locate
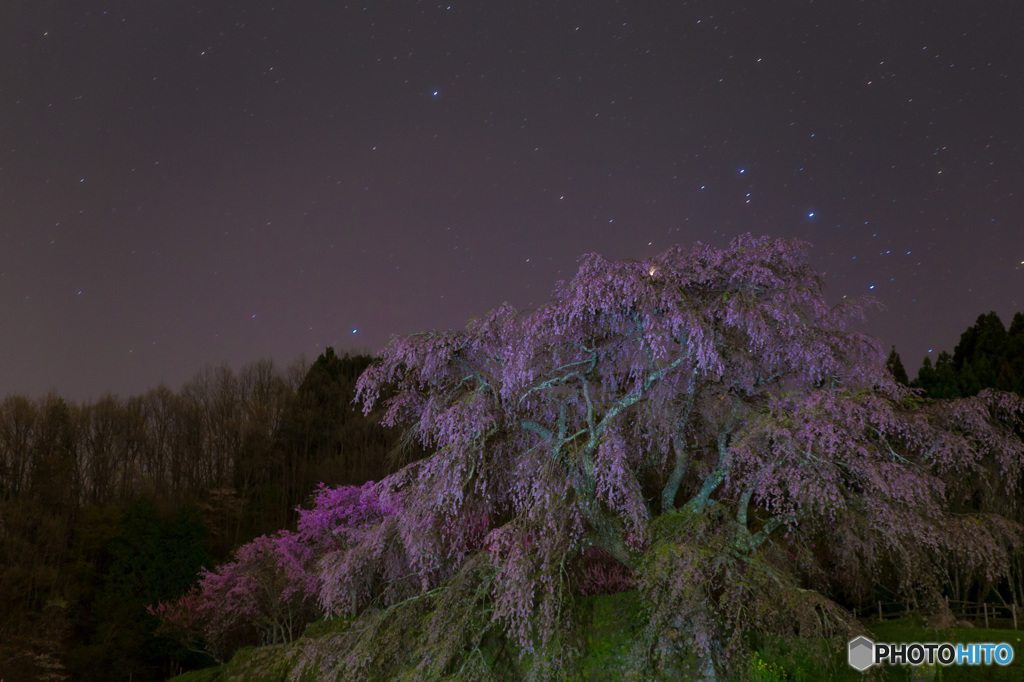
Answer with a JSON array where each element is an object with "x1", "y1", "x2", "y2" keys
[{"x1": 169, "y1": 590, "x2": 1024, "y2": 681}]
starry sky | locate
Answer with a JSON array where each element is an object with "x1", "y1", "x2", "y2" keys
[{"x1": 2, "y1": 1, "x2": 1023, "y2": 402}]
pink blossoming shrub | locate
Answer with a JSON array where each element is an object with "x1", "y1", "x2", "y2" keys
[
  {"x1": 150, "y1": 529, "x2": 318, "y2": 661},
  {"x1": 148, "y1": 583, "x2": 246, "y2": 665},
  {"x1": 152, "y1": 481, "x2": 402, "y2": 663}
]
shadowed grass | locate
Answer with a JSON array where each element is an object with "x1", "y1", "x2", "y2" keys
[{"x1": 170, "y1": 595, "x2": 1023, "y2": 682}]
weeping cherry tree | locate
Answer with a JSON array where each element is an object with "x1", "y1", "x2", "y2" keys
[{"x1": 309, "y1": 234, "x2": 1023, "y2": 679}]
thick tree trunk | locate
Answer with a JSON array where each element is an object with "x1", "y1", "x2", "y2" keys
[
  {"x1": 579, "y1": 499, "x2": 637, "y2": 571},
  {"x1": 660, "y1": 431, "x2": 689, "y2": 513}
]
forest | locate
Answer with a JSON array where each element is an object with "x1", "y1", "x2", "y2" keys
[
  {"x1": 3, "y1": 235, "x2": 1024, "y2": 680},
  {"x1": 0, "y1": 349, "x2": 422, "y2": 680}
]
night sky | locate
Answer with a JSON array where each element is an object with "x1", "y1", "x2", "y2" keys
[{"x1": 2, "y1": 2, "x2": 1023, "y2": 402}]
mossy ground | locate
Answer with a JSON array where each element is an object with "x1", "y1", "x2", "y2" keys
[{"x1": 575, "y1": 590, "x2": 647, "y2": 679}]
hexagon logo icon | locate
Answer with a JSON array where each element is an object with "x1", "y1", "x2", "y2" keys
[{"x1": 848, "y1": 636, "x2": 875, "y2": 671}]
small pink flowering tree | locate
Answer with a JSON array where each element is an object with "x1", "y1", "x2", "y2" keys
[
  {"x1": 149, "y1": 565, "x2": 257, "y2": 664},
  {"x1": 152, "y1": 482, "x2": 390, "y2": 663},
  {"x1": 337, "y1": 234, "x2": 1024, "y2": 678},
  {"x1": 148, "y1": 585, "x2": 234, "y2": 664},
  {"x1": 150, "y1": 529, "x2": 319, "y2": 662},
  {"x1": 237, "y1": 531, "x2": 320, "y2": 645}
]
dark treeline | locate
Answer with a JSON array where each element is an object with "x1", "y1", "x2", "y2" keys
[
  {"x1": 0, "y1": 348, "x2": 420, "y2": 681},
  {"x1": 888, "y1": 310, "x2": 1024, "y2": 399}
]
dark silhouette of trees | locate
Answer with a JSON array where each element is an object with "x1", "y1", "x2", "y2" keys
[
  {"x1": 265, "y1": 349, "x2": 365, "y2": 529},
  {"x1": 0, "y1": 351, "x2": 413, "y2": 681},
  {"x1": 885, "y1": 345, "x2": 909, "y2": 385},
  {"x1": 911, "y1": 310, "x2": 1024, "y2": 398},
  {"x1": 66, "y1": 499, "x2": 211, "y2": 681},
  {"x1": 0, "y1": 395, "x2": 37, "y2": 500}
]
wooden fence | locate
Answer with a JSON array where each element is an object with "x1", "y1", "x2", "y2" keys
[{"x1": 854, "y1": 598, "x2": 1019, "y2": 630}]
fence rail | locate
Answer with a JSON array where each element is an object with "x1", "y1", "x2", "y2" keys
[{"x1": 854, "y1": 598, "x2": 1019, "y2": 630}]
